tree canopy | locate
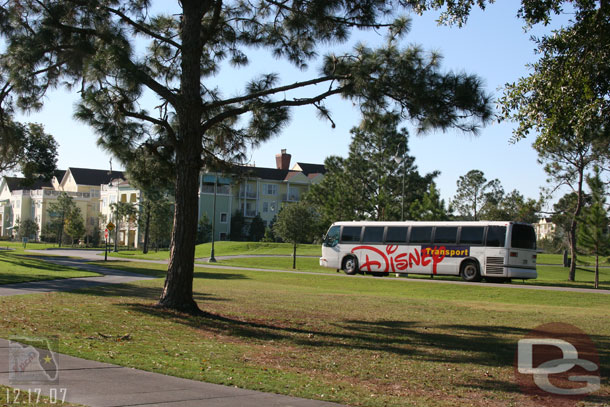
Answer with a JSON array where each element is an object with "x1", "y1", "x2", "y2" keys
[
  {"x1": 0, "y1": 1, "x2": 492, "y2": 313},
  {"x1": 307, "y1": 111, "x2": 444, "y2": 225}
]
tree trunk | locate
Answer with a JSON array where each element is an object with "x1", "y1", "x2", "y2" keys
[
  {"x1": 157, "y1": 1, "x2": 205, "y2": 314},
  {"x1": 158, "y1": 156, "x2": 201, "y2": 314},
  {"x1": 293, "y1": 243, "x2": 297, "y2": 269},
  {"x1": 569, "y1": 168, "x2": 585, "y2": 281},
  {"x1": 595, "y1": 254, "x2": 599, "y2": 289},
  {"x1": 142, "y1": 202, "x2": 151, "y2": 254}
]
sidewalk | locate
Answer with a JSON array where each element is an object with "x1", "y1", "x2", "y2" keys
[{"x1": 0, "y1": 339, "x2": 339, "y2": 407}]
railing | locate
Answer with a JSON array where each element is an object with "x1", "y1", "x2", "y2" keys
[
  {"x1": 201, "y1": 185, "x2": 231, "y2": 195},
  {"x1": 281, "y1": 193, "x2": 300, "y2": 202},
  {"x1": 239, "y1": 191, "x2": 257, "y2": 199},
  {"x1": 30, "y1": 190, "x2": 91, "y2": 198},
  {"x1": 244, "y1": 209, "x2": 257, "y2": 217}
]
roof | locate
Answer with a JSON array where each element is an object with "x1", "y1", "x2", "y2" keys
[
  {"x1": 293, "y1": 162, "x2": 326, "y2": 175},
  {"x1": 66, "y1": 168, "x2": 125, "y2": 186},
  {"x1": 235, "y1": 165, "x2": 292, "y2": 181},
  {"x1": 53, "y1": 170, "x2": 66, "y2": 181},
  {"x1": 4, "y1": 176, "x2": 54, "y2": 191}
]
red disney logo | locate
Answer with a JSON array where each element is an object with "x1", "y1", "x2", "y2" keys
[{"x1": 351, "y1": 245, "x2": 446, "y2": 274}]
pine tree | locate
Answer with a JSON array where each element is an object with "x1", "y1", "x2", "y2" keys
[
  {"x1": 578, "y1": 167, "x2": 610, "y2": 289},
  {"x1": 2, "y1": 1, "x2": 491, "y2": 314}
]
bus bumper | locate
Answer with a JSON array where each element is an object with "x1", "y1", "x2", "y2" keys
[{"x1": 506, "y1": 267, "x2": 537, "y2": 279}]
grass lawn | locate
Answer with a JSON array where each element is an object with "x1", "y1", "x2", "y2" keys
[
  {"x1": 195, "y1": 256, "x2": 610, "y2": 290},
  {"x1": 0, "y1": 251, "x2": 100, "y2": 285},
  {"x1": 108, "y1": 241, "x2": 321, "y2": 261},
  {"x1": 537, "y1": 252, "x2": 610, "y2": 266},
  {"x1": 1, "y1": 261, "x2": 608, "y2": 407}
]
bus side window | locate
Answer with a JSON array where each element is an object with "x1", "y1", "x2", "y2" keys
[
  {"x1": 459, "y1": 226, "x2": 485, "y2": 245},
  {"x1": 323, "y1": 225, "x2": 340, "y2": 247},
  {"x1": 341, "y1": 226, "x2": 362, "y2": 243},
  {"x1": 433, "y1": 226, "x2": 457, "y2": 244},
  {"x1": 409, "y1": 226, "x2": 432, "y2": 244},
  {"x1": 386, "y1": 226, "x2": 409, "y2": 243},
  {"x1": 362, "y1": 226, "x2": 385, "y2": 243},
  {"x1": 486, "y1": 226, "x2": 507, "y2": 247}
]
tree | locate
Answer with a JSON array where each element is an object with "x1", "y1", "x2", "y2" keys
[
  {"x1": 197, "y1": 214, "x2": 212, "y2": 244},
  {"x1": 577, "y1": 167, "x2": 610, "y2": 289},
  {"x1": 110, "y1": 201, "x2": 138, "y2": 249},
  {"x1": 248, "y1": 214, "x2": 266, "y2": 242},
  {"x1": 478, "y1": 189, "x2": 542, "y2": 223},
  {"x1": 47, "y1": 193, "x2": 77, "y2": 248},
  {"x1": 273, "y1": 202, "x2": 320, "y2": 269},
  {"x1": 307, "y1": 111, "x2": 440, "y2": 226},
  {"x1": 124, "y1": 146, "x2": 175, "y2": 254},
  {"x1": 230, "y1": 211, "x2": 246, "y2": 242},
  {"x1": 64, "y1": 207, "x2": 86, "y2": 246},
  {"x1": 452, "y1": 170, "x2": 502, "y2": 220},
  {"x1": 16, "y1": 219, "x2": 39, "y2": 241},
  {"x1": 148, "y1": 198, "x2": 174, "y2": 252},
  {"x1": 2, "y1": 1, "x2": 492, "y2": 314},
  {"x1": 409, "y1": 183, "x2": 449, "y2": 221}
]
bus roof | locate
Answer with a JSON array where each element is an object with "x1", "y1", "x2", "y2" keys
[{"x1": 330, "y1": 220, "x2": 531, "y2": 227}]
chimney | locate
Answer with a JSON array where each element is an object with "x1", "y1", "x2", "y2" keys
[{"x1": 275, "y1": 149, "x2": 291, "y2": 170}]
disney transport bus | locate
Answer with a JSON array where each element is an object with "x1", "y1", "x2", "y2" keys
[{"x1": 320, "y1": 221, "x2": 537, "y2": 282}]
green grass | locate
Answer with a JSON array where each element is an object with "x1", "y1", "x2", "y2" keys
[
  {"x1": 194, "y1": 256, "x2": 610, "y2": 290},
  {"x1": 108, "y1": 241, "x2": 321, "y2": 260},
  {"x1": 0, "y1": 251, "x2": 100, "y2": 285},
  {"x1": 2, "y1": 260, "x2": 608, "y2": 407},
  {"x1": 204, "y1": 256, "x2": 330, "y2": 273},
  {"x1": 537, "y1": 252, "x2": 610, "y2": 266}
]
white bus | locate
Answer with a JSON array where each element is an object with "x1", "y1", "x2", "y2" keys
[{"x1": 320, "y1": 221, "x2": 537, "y2": 281}]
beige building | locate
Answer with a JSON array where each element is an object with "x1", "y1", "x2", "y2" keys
[
  {"x1": 0, "y1": 168, "x2": 122, "y2": 241},
  {"x1": 534, "y1": 218, "x2": 556, "y2": 241}
]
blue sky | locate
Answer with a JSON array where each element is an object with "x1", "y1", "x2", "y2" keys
[{"x1": 16, "y1": 2, "x2": 572, "y2": 208}]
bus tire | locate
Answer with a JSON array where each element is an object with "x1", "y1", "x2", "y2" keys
[
  {"x1": 460, "y1": 260, "x2": 481, "y2": 282},
  {"x1": 342, "y1": 256, "x2": 359, "y2": 275}
]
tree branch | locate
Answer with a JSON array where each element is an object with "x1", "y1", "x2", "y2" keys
[
  {"x1": 207, "y1": 75, "x2": 347, "y2": 110},
  {"x1": 103, "y1": 6, "x2": 182, "y2": 50}
]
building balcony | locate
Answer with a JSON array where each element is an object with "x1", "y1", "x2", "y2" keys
[
  {"x1": 281, "y1": 193, "x2": 300, "y2": 202},
  {"x1": 201, "y1": 184, "x2": 231, "y2": 195},
  {"x1": 239, "y1": 191, "x2": 258, "y2": 199}
]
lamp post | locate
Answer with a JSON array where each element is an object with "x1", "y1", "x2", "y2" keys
[
  {"x1": 208, "y1": 173, "x2": 218, "y2": 263},
  {"x1": 394, "y1": 155, "x2": 406, "y2": 221}
]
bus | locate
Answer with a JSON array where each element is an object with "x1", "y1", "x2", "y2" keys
[{"x1": 320, "y1": 221, "x2": 537, "y2": 281}]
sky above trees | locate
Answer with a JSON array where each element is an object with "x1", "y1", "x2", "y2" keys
[{"x1": 14, "y1": 1, "x2": 572, "y2": 207}]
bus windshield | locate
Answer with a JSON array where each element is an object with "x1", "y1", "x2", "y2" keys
[
  {"x1": 323, "y1": 225, "x2": 340, "y2": 247},
  {"x1": 511, "y1": 224, "x2": 536, "y2": 250}
]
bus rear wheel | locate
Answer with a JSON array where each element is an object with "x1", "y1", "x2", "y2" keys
[
  {"x1": 460, "y1": 260, "x2": 481, "y2": 282},
  {"x1": 342, "y1": 256, "x2": 359, "y2": 275}
]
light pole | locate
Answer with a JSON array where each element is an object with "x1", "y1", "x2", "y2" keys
[
  {"x1": 394, "y1": 155, "x2": 406, "y2": 221},
  {"x1": 208, "y1": 173, "x2": 218, "y2": 263}
]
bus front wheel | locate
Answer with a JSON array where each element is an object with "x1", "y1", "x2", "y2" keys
[
  {"x1": 460, "y1": 260, "x2": 481, "y2": 282},
  {"x1": 342, "y1": 256, "x2": 359, "y2": 275}
]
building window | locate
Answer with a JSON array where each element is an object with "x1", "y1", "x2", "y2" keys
[
  {"x1": 264, "y1": 184, "x2": 278, "y2": 195},
  {"x1": 220, "y1": 213, "x2": 227, "y2": 223},
  {"x1": 220, "y1": 232, "x2": 227, "y2": 241}
]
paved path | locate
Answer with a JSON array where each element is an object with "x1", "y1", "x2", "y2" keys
[
  {"x1": 0, "y1": 256, "x2": 155, "y2": 297},
  {"x1": 21, "y1": 249, "x2": 610, "y2": 295},
  {"x1": 0, "y1": 339, "x2": 338, "y2": 407}
]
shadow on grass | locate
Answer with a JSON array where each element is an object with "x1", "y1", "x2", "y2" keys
[{"x1": 0, "y1": 251, "x2": 72, "y2": 272}]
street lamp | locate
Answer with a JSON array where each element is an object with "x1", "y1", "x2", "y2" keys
[
  {"x1": 208, "y1": 173, "x2": 218, "y2": 263},
  {"x1": 393, "y1": 155, "x2": 406, "y2": 222}
]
